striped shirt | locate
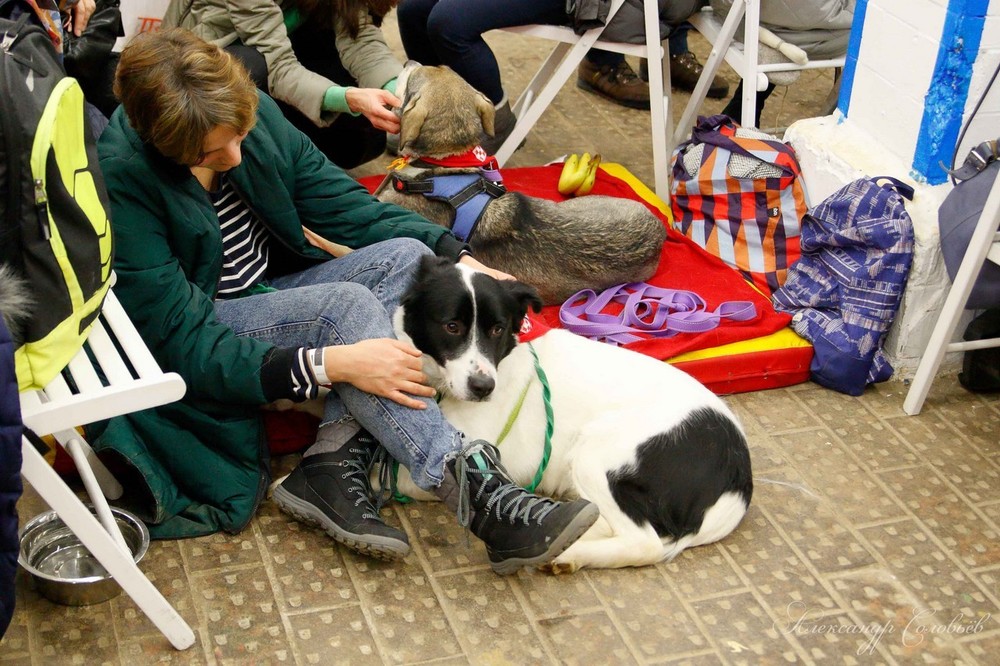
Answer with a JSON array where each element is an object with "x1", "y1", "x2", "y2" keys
[
  {"x1": 209, "y1": 176, "x2": 327, "y2": 402},
  {"x1": 211, "y1": 177, "x2": 270, "y2": 298}
]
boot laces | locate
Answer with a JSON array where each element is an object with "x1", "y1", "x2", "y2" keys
[
  {"x1": 452, "y1": 443, "x2": 558, "y2": 529},
  {"x1": 611, "y1": 61, "x2": 641, "y2": 85},
  {"x1": 342, "y1": 436, "x2": 386, "y2": 521}
]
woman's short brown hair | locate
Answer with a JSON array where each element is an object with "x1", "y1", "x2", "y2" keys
[{"x1": 114, "y1": 28, "x2": 259, "y2": 166}]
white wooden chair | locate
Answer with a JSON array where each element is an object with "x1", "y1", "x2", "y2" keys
[
  {"x1": 903, "y1": 172, "x2": 1000, "y2": 415},
  {"x1": 19, "y1": 282, "x2": 195, "y2": 650},
  {"x1": 675, "y1": 0, "x2": 846, "y2": 136},
  {"x1": 494, "y1": 0, "x2": 673, "y2": 201}
]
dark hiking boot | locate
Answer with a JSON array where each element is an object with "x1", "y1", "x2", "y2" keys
[
  {"x1": 577, "y1": 58, "x2": 650, "y2": 109},
  {"x1": 273, "y1": 430, "x2": 410, "y2": 560},
  {"x1": 668, "y1": 52, "x2": 729, "y2": 99},
  {"x1": 480, "y1": 99, "x2": 522, "y2": 156},
  {"x1": 436, "y1": 441, "x2": 599, "y2": 575}
]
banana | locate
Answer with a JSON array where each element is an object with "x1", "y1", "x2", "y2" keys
[
  {"x1": 572, "y1": 153, "x2": 602, "y2": 196},
  {"x1": 557, "y1": 152, "x2": 590, "y2": 195}
]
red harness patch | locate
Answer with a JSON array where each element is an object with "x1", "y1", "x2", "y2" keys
[
  {"x1": 517, "y1": 313, "x2": 550, "y2": 343},
  {"x1": 418, "y1": 146, "x2": 498, "y2": 170}
]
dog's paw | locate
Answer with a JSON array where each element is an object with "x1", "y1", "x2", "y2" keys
[{"x1": 538, "y1": 559, "x2": 578, "y2": 575}]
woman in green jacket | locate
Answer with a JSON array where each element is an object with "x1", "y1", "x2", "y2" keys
[
  {"x1": 95, "y1": 28, "x2": 597, "y2": 574},
  {"x1": 163, "y1": 0, "x2": 403, "y2": 168}
]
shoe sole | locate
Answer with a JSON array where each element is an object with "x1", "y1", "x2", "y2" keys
[
  {"x1": 488, "y1": 502, "x2": 601, "y2": 576},
  {"x1": 576, "y1": 79, "x2": 650, "y2": 110},
  {"x1": 272, "y1": 485, "x2": 410, "y2": 561}
]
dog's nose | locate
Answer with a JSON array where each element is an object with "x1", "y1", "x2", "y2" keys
[{"x1": 467, "y1": 374, "x2": 495, "y2": 400}]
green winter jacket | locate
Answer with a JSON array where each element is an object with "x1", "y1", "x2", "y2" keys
[{"x1": 93, "y1": 92, "x2": 461, "y2": 538}]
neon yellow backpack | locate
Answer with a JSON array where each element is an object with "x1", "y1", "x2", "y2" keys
[{"x1": 1, "y1": 10, "x2": 114, "y2": 391}]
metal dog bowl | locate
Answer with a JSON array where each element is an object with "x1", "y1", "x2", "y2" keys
[{"x1": 18, "y1": 506, "x2": 149, "y2": 606}]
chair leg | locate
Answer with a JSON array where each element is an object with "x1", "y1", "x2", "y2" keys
[
  {"x1": 674, "y1": 1, "x2": 747, "y2": 147},
  {"x1": 52, "y1": 428, "x2": 124, "y2": 500},
  {"x1": 496, "y1": 37, "x2": 597, "y2": 166},
  {"x1": 509, "y1": 42, "x2": 572, "y2": 120},
  {"x1": 64, "y1": 436, "x2": 131, "y2": 555},
  {"x1": 903, "y1": 174, "x2": 1000, "y2": 415},
  {"x1": 741, "y1": 0, "x2": 761, "y2": 127},
  {"x1": 20, "y1": 437, "x2": 196, "y2": 650},
  {"x1": 642, "y1": 0, "x2": 670, "y2": 201}
]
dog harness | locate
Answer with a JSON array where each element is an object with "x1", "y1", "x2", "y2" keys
[{"x1": 379, "y1": 147, "x2": 506, "y2": 242}]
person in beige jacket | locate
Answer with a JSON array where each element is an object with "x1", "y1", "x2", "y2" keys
[{"x1": 164, "y1": 0, "x2": 403, "y2": 167}]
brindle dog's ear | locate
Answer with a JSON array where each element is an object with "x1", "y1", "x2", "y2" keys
[
  {"x1": 475, "y1": 91, "x2": 495, "y2": 138},
  {"x1": 399, "y1": 92, "x2": 428, "y2": 152}
]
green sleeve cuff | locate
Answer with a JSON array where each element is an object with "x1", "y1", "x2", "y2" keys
[
  {"x1": 283, "y1": 7, "x2": 302, "y2": 32},
  {"x1": 322, "y1": 87, "x2": 361, "y2": 116},
  {"x1": 383, "y1": 78, "x2": 398, "y2": 95}
]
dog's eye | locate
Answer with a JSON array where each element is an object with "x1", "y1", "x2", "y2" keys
[
  {"x1": 445, "y1": 321, "x2": 463, "y2": 335},
  {"x1": 489, "y1": 324, "x2": 505, "y2": 337}
]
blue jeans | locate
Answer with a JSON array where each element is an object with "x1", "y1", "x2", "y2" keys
[{"x1": 213, "y1": 239, "x2": 462, "y2": 490}]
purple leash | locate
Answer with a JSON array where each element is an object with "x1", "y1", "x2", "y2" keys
[{"x1": 558, "y1": 283, "x2": 757, "y2": 346}]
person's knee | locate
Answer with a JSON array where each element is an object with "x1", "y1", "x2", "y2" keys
[
  {"x1": 397, "y1": 0, "x2": 434, "y2": 29},
  {"x1": 329, "y1": 282, "x2": 389, "y2": 323},
  {"x1": 425, "y1": 8, "x2": 472, "y2": 48}
]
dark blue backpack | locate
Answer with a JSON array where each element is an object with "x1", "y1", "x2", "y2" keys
[
  {"x1": 772, "y1": 177, "x2": 915, "y2": 396},
  {"x1": 0, "y1": 312, "x2": 22, "y2": 638}
]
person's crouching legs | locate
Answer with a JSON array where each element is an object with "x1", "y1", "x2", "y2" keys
[{"x1": 270, "y1": 272, "x2": 598, "y2": 572}]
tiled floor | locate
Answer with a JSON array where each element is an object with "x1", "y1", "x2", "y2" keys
[{"x1": 4, "y1": 18, "x2": 999, "y2": 666}]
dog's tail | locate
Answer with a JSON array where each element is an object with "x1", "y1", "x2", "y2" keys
[{"x1": 0, "y1": 264, "x2": 33, "y2": 344}]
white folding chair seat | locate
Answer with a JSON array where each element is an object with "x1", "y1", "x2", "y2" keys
[
  {"x1": 675, "y1": 0, "x2": 846, "y2": 137},
  {"x1": 495, "y1": 0, "x2": 673, "y2": 201},
  {"x1": 903, "y1": 172, "x2": 1000, "y2": 415},
  {"x1": 19, "y1": 281, "x2": 195, "y2": 650}
]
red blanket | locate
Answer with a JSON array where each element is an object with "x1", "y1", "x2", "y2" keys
[{"x1": 359, "y1": 164, "x2": 791, "y2": 360}]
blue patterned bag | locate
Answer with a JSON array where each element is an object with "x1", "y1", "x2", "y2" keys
[{"x1": 772, "y1": 177, "x2": 915, "y2": 395}]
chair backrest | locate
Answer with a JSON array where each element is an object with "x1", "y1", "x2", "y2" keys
[{"x1": 19, "y1": 284, "x2": 185, "y2": 438}]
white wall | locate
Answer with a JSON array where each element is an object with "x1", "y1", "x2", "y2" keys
[{"x1": 786, "y1": 0, "x2": 998, "y2": 379}]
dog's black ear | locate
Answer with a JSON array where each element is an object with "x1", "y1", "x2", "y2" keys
[
  {"x1": 399, "y1": 92, "x2": 427, "y2": 152},
  {"x1": 503, "y1": 280, "x2": 543, "y2": 321},
  {"x1": 415, "y1": 254, "x2": 452, "y2": 281},
  {"x1": 475, "y1": 92, "x2": 495, "y2": 138},
  {"x1": 404, "y1": 255, "x2": 450, "y2": 306}
]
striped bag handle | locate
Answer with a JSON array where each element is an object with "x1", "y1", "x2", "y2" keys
[{"x1": 690, "y1": 114, "x2": 801, "y2": 177}]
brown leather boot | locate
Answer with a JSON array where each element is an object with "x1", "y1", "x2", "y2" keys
[
  {"x1": 576, "y1": 59, "x2": 650, "y2": 110},
  {"x1": 669, "y1": 52, "x2": 729, "y2": 99}
]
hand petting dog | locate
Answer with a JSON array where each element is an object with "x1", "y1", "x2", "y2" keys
[
  {"x1": 345, "y1": 88, "x2": 402, "y2": 133},
  {"x1": 459, "y1": 254, "x2": 515, "y2": 281},
  {"x1": 322, "y1": 339, "x2": 435, "y2": 410}
]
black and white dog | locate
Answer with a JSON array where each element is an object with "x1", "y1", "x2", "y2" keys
[{"x1": 392, "y1": 256, "x2": 754, "y2": 572}]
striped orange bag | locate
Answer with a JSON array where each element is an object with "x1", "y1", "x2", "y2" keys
[{"x1": 671, "y1": 115, "x2": 807, "y2": 294}]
